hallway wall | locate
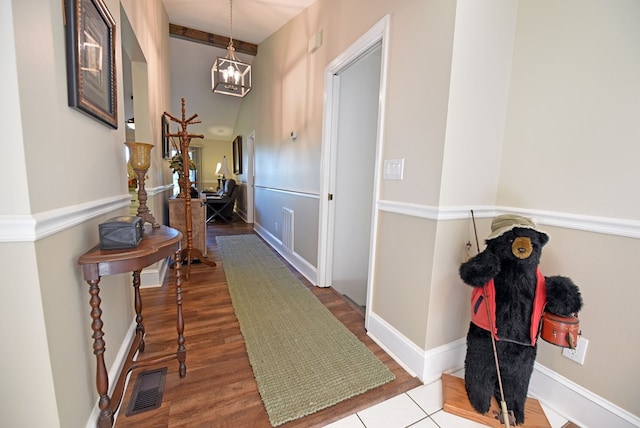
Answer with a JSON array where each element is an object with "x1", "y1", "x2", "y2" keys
[
  {"x1": 234, "y1": 0, "x2": 640, "y2": 419},
  {"x1": 499, "y1": 0, "x2": 640, "y2": 415},
  {"x1": 0, "y1": 0, "x2": 172, "y2": 426}
]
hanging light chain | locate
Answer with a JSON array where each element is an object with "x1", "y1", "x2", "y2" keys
[
  {"x1": 212, "y1": 0, "x2": 251, "y2": 96},
  {"x1": 228, "y1": 0, "x2": 234, "y2": 50}
]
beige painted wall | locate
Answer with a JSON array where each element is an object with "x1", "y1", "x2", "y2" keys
[
  {"x1": 1, "y1": 0, "x2": 172, "y2": 426},
  {"x1": 168, "y1": 36, "x2": 243, "y2": 193},
  {"x1": 233, "y1": 0, "x2": 640, "y2": 418},
  {"x1": 499, "y1": 0, "x2": 640, "y2": 415},
  {"x1": 439, "y1": 0, "x2": 518, "y2": 207},
  {"x1": 4, "y1": 0, "x2": 636, "y2": 424},
  {"x1": 2, "y1": 1, "x2": 30, "y2": 216},
  {"x1": 501, "y1": 0, "x2": 640, "y2": 220},
  {"x1": 378, "y1": 0, "x2": 457, "y2": 206},
  {"x1": 168, "y1": 37, "x2": 246, "y2": 141},
  {"x1": 40, "y1": 212, "x2": 132, "y2": 425},
  {"x1": 0, "y1": 243, "x2": 60, "y2": 425},
  {"x1": 373, "y1": 213, "x2": 436, "y2": 349},
  {"x1": 234, "y1": 0, "x2": 447, "y2": 256},
  {"x1": 537, "y1": 227, "x2": 640, "y2": 415},
  {"x1": 1, "y1": 1, "x2": 59, "y2": 423},
  {"x1": 200, "y1": 138, "x2": 234, "y2": 191}
]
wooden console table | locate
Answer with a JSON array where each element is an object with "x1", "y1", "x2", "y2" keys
[{"x1": 78, "y1": 225, "x2": 185, "y2": 428}]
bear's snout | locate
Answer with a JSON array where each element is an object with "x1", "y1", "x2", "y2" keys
[{"x1": 512, "y1": 237, "x2": 532, "y2": 259}]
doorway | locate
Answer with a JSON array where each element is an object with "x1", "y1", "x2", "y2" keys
[
  {"x1": 318, "y1": 17, "x2": 389, "y2": 318},
  {"x1": 246, "y1": 130, "x2": 255, "y2": 223},
  {"x1": 121, "y1": 8, "x2": 149, "y2": 211},
  {"x1": 331, "y1": 43, "x2": 382, "y2": 308}
]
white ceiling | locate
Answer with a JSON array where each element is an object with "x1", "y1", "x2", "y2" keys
[
  {"x1": 162, "y1": 0, "x2": 317, "y2": 45},
  {"x1": 161, "y1": 0, "x2": 316, "y2": 140}
]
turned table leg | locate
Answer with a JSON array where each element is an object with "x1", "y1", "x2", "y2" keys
[
  {"x1": 174, "y1": 248, "x2": 186, "y2": 377},
  {"x1": 87, "y1": 279, "x2": 113, "y2": 428},
  {"x1": 132, "y1": 270, "x2": 145, "y2": 352}
]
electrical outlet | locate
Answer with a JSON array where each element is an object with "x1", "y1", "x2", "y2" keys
[{"x1": 562, "y1": 336, "x2": 588, "y2": 365}]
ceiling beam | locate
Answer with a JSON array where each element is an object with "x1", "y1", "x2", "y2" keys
[{"x1": 169, "y1": 23, "x2": 258, "y2": 57}]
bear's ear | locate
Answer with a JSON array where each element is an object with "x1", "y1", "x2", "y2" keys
[{"x1": 538, "y1": 231, "x2": 549, "y2": 247}]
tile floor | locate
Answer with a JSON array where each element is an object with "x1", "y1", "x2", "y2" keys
[{"x1": 323, "y1": 371, "x2": 570, "y2": 428}]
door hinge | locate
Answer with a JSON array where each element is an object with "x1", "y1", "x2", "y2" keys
[{"x1": 328, "y1": 193, "x2": 334, "y2": 201}]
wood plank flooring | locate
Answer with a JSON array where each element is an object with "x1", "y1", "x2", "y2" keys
[{"x1": 115, "y1": 220, "x2": 422, "y2": 428}]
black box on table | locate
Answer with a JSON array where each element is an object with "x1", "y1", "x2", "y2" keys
[{"x1": 98, "y1": 216, "x2": 143, "y2": 250}]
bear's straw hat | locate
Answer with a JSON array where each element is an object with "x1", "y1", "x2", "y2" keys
[{"x1": 486, "y1": 214, "x2": 548, "y2": 241}]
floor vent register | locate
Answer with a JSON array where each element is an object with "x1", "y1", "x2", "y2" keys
[{"x1": 126, "y1": 367, "x2": 167, "y2": 417}]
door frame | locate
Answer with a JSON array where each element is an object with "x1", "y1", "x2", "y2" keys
[
  {"x1": 246, "y1": 130, "x2": 255, "y2": 223},
  {"x1": 317, "y1": 16, "x2": 390, "y2": 323}
]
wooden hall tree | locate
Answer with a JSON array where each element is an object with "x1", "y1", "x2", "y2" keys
[{"x1": 164, "y1": 98, "x2": 215, "y2": 278}]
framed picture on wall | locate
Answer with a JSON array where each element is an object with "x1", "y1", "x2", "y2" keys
[
  {"x1": 162, "y1": 114, "x2": 171, "y2": 159},
  {"x1": 233, "y1": 136, "x2": 243, "y2": 174},
  {"x1": 64, "y1": 0, "x2": 117, "y2": 129}
]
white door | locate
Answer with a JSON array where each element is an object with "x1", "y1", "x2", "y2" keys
[
  {"x1": 318, "y1": 16, "x2": 389, "y2": 320},
  {"x1": 330, "y1": 43, "x2": 382, "y2": 307}
]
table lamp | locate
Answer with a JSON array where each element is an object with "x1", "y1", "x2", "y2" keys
[
  {"x1": 216, "y1": 156, "x2": 230, "y2": 189},
  {"x1": 125, "y1": 142, "x2": 160, "y2": 228}
]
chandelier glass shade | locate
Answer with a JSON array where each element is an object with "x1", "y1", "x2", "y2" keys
[
  {"x1": 211, "y1": 46, "x2": 251, "y2": 97},
  {"x1": 211, "y1": 0, "x2": 251, "y2": 97}
]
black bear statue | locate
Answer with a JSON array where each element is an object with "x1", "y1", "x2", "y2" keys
[{"x1": 459, "y1": 214, "x2": 582, "y2": 424}]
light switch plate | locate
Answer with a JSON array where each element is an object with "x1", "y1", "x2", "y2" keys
[{"x1": 383, "y1": 159, "x2": 404, "y2": 180}]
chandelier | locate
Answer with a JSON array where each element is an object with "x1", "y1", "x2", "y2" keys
[{"x1": 211, "y1": 0, "x2": 252, "y2": 97}]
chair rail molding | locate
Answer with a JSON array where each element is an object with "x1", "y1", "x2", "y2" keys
[
  {"x1": 0, "y1": 184, "x2": 176, "y2": 243},
  {"x1": 254, "y1": 185, "x2": 320, "y2": 200},
  {"x1": 0, "y1": 194, "x2": 131, "y2": 242},
  {"x1": 376, "y1": 200, "x2": 640, "y2": 239}
]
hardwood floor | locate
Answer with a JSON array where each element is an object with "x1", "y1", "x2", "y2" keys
[{"x1": 115, "y1": 220, "x2": 422, "y2": 428}]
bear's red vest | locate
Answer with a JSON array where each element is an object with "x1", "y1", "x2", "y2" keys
[{"x1": 471, "y1": 268, "x2": 546, "y2": 346}]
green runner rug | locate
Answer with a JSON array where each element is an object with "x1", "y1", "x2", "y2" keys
[{"x1": 216, "y1": 234, "x2": 395, "y2": 427}]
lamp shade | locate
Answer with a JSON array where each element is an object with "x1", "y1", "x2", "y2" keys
[
  {"x1": 125, "y1": 142, "x2": 154, "y2": 171},
  {"x1": 217, "y1": 156, "x2": 230, "y2": 176}
]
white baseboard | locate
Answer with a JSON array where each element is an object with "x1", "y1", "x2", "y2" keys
[
  {"x1": 366, "y1": 311, "x2": 466, "y2": 383},
  {"x1": 366, "y1": 311, "x2": 424, "y2": 378},
  {"x1": 139, "y1": 257, "x2": 171, "y2": 288},
  {"x1": 421, "y1": 338, "x2": 466, "y2": 384},
  {"x1": 529, "y1": 363, "x2": 640, "y2": 428},
  {"x1": 235, "y1": 207, "x2": 249, "y2": 223},
  {"x1": 85, "y1": 320, "x2": 137, "y2": 428},
  {"x1": 366, "y1": 313, "x2": 639, "y2": 428},
  {"x1": 253, "y1": 222, "x2": 317, "y2": 285}
]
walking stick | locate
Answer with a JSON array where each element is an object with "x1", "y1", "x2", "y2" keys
[{"x1": 470, "y1": 210, "x2": 515, "y2": 427}]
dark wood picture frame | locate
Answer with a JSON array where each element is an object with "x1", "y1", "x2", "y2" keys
[
  {"x1": 64, "y1": 0, "x2": 117, "y2": 129},
  {"x1": 162, "y1": 114, "x2": 171, "y2": 159},
  {"x1": 233, "y1": 136, "x2": 243, "y2": 174}
]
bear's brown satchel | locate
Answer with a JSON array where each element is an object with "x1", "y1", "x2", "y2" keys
[{"x1": 540, "y1": 311, "x2": 580, "y2": 349}]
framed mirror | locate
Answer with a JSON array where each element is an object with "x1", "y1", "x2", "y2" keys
[{"x1": 233, "y1": 136, "x2": 242, "y2": 174}]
